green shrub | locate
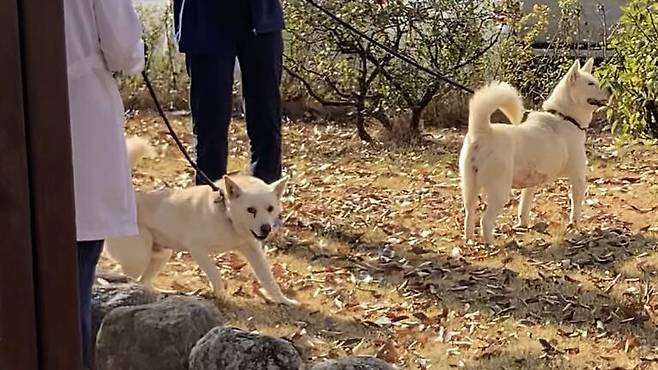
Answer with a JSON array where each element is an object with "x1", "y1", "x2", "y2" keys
[
  {"x1": 598, "y1": 0, "x2": 658, "y2": 139},
  {"x1": 120, "y1": 5, "x2": 189, "y2": 111},
  {"x1": 283, "y1": 0, "x2": 494, "y2": 140},
  {"x1": 489, "y1": 0, "x2": 584, "y2": 106}
]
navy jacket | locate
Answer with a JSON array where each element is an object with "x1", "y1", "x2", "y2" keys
[{"x1": 173, "y1": 0, "x2": 284, "y2": 54}]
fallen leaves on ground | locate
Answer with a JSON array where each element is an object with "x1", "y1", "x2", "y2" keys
[{"x1": 98, "y1": 113, "x2": 658, "y2": 369}]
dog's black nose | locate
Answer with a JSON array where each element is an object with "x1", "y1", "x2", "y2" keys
[{"x1": 260, "y1": 224, "x2": 272, "y2": 236}]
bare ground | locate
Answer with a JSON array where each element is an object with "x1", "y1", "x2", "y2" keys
[{"x1": 99, "y1": 112, "x2": 658, "y2": 369}]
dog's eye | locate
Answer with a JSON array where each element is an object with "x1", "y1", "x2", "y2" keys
[
  {"x1": 247, "y1": 207, "x2": 257, "y2": 215},
  {"x1": 588, "y1": 82, "x2": 595, "y2": 86},
  {"x1": 267, "y1": 205, "x2": 274, "y2": 213}
]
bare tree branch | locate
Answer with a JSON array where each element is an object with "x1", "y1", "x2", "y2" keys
[{"x1": 283, "y1": 64, "x2": 353, "y2": 107}]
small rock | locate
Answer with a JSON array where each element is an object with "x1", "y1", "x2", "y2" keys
[
  {"x1": 91, "y1": 282, "x2": 159, "y2": 341},
  {"x1": 311, "y1": 356, "x2": 398, "y2": 370},
  {"x1": 189, "y1": 327, "x2": 302, "y2": 370},
  {"x1": 450, "y1": 247, "x2": 462, "y2": 259},
  {"x1": 96, "y1": 296, "x2": 223, "y2": 370}
]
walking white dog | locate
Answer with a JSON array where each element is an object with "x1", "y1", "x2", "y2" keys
[
  {"x1": 104, "y1": 138, "x2": 299, "y2": 305},
  {"x1": 459, "y1": 58, "x2": 611, "y2": 245}
]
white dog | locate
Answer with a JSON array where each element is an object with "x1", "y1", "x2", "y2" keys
[
  {"x1": 459, "y1": 58, "x2": 611, "y2": 245},
  {"x1": 104, "y1": 138, "x2": 299, "y2": 305}
]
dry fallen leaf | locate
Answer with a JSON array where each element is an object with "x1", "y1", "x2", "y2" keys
[
  {"x1": 624, "y1": 335, "x2": 639, "y2": 353},
  {"x1": 376, "y1": 341, "x2": 400, "y2": 364}
]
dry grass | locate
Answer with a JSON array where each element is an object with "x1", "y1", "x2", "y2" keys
[{"x1": 100, "y1": 112, "x2": 658, "y2": 369}]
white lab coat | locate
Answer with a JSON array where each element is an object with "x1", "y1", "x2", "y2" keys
[{"x1": 64, "y1": 0, "x2": 144, "y2": 241}]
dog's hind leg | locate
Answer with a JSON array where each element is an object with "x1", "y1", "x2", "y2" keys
[
  {"x1": 481, "y1": 179, "x2": 511, "y2": 245},
  {"x1": 515, "y1": 187, "x2": 536, "y2": 228},
  {"x1": 104, "y1": 230, "x2": 153, "y2": 280},
  {"x1": 462, "y1": 179, "x2": 479, "y2": 242},
  {"x1": 460, "y1": 142, "x2": 480, "y2": 242},
  {"x1": 138, "y1": 245, "x2": 173, "y2": 293},
  {"x1": 241, "y1": 242, "x2": 300, "y2": 306}
]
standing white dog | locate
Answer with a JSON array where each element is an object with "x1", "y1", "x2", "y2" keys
[
  {"x1": 104, "y1": 138, "x2": 299, "y2": 305},
  {"x1": 459, "y1": 59, "x2": 611, "y2": 245}
]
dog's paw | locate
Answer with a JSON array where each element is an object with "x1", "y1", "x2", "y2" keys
[
  {"x1": 482, "y1": 239, "x2": 496, "y2": 247},
  {"x1": 513, "y1": 222, "x2": 529, "y2": 230},
  {"x1": 153, "y1": 287, "x2": 179, "y2": 295},
  {"x1": 198, "y1": 290, "x2": 216, "y2": 300},
  {"x1": 210, "y1": 284, "x2": 227, "y2": 301},
  {"x1": 141, "y1": 283, "x2": 156, "y2": 293},
  {"x1": 277, "y1": 297, "x2": 301, "y2": 306}
]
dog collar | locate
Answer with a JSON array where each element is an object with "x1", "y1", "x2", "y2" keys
[
  {"x1": 213, "y1": 190, "x2": 234, "y2": 225},
  {"x1": 545, "y1": 109, "x2": 586, "y2": 132},
  {"x1": 521, "y1": 110, "x2": 531, "y2": 122},
  {"x1": 214, "y1": 189, "x2": 227, "y2": 206}
]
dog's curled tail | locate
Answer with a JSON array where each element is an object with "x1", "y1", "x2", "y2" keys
[
  {"x1": 126, "y1": 136, "x2": 157, "y2": 168},
  {"x1": 468, "y1": 81, "x2": 524, "y2": 140}
]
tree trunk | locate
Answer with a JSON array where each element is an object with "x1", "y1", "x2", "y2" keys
[
  {"x1": 410, "y1": 107, "x2": 423, "y2": 135},
  {"x1": 646, "y1": 100, "x2": 658, "y2": 138},
  {"x1": 372, "y1": 111, "x2": 392, "y2": 131},
  {"x1": 356, "y1": 113, "x2": 373, "y2": 142}
]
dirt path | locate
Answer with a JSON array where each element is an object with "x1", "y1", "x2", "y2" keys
[{"x1": 100, "y1": 113, "x2": 658, "y2": 369}]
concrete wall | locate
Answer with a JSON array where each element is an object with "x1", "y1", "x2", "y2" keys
[{"x1": 522, "y1": 0, "x2": 626, "y2": 45}]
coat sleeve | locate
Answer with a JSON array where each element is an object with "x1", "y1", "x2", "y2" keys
[{"x1": 94, "y1": 0, "x2": 144, "y2": 75}]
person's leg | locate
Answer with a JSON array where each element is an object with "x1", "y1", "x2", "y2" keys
[
  {"x1": 186, "y1": 53, "x2": 236, "y2": 184},
  {"x1": 237, "y1": 31, "x2": 283, "y2": 184},
  {"x1": 77, "y1": 239, "x2": 103, "y2": 370}
]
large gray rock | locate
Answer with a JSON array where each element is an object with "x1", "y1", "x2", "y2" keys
[
  {"x1": 188, "y1": 327, "x2": 303, "y2": 370},
  {"x1": 311, "y1": 357, "x2": 398, "y2": 370},
  {"x1": 96, "y1": 296, "x2": 223, "y2": 370},
  {"x1": 91, "y1": 282, "x2": 159, "y2": 340}
]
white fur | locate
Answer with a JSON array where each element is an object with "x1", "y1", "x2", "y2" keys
[
  {"x1": 105, "y1": 138, "x2": 299, "y2": 305},
  {"x1": 459, "y1": 59, "x2": 611, "y2": 245},
  {"x1": 125, "y1": 136, "x2": 157, "y2": 166}
]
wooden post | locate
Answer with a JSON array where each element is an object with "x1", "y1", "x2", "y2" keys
[
  {"x1": 0, "y1": 0, "x2": 39, "y2": 368},
  {"x1": 0, "y1": 0, "x2": 81, "y2": 369}
]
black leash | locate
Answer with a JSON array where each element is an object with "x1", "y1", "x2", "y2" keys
[
  {"x1": 304, "y1": 0, "x2": 475, "y2": 94},
  {"x1": 141, "y1": 70, "x2": 220, "y2": 192}
]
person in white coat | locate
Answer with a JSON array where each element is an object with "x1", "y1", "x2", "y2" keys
[{"x1": 63, "y1": 0, "x2": 144, "y2": 368}]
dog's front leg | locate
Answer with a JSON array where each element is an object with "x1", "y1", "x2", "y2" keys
[
  {"x1": 569, "y1": 176, "x2": 587, "y2": 225},
  {"x1": 241, "y1": 242, "x2": 300, "y2": 306},
  {"x1": 189, "y1": 249, "x2": 225, "y2": 299}
]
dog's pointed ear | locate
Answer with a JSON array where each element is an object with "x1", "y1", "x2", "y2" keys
[
  {"x1": 581, "y1": 58, "x2": 594, "y2": 74},
  {"x1": 565, "y1": 59, "x2": 580, "y2": 84},
  {"x1": 223, "y1": 175, "x2": 242, "y2": 200},
  {"x1": 270, "y1": 176, "x2": 288, "y2": 199}
]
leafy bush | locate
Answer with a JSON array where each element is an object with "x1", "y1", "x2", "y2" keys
[
  {"x1": 120, "y1": 5, "x2": 189, "y2": 111},
  {"x1": 283, "y1": 0, "x2": 496, "y2": 140},
  {"x1": 489, "y1": 0, "x2": 585, "y2": 106},
  {"x1": 598, "y1": 0, "x2": 658, "y2": 139}
]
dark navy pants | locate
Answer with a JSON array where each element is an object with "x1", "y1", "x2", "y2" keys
[
  {"x1": 185, "y1": 31, "x2": 283, "y2": 185},
  {"x1": 77, "y1": 240, "x2": 103, "y2": 369}
]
